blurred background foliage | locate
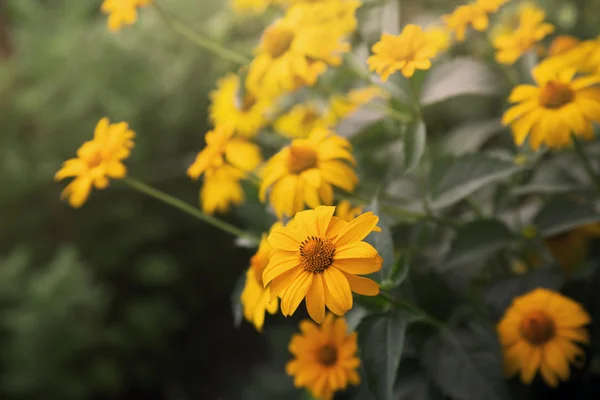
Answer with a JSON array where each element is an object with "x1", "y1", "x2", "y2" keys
[{"x1": 1, "y1": 0, "x2": 600, "y2": 399}]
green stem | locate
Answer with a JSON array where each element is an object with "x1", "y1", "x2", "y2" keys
[
  {"x1": 378, "y1": 292, "x2": 444, "y2": 329},
  {"x1": 571, "y1": 134, "x2": 600, "y2": 195},
  {"x1": 408, "y1": 77, "x2": 423, "y2": 120},
  {"x1": 123, "y1": 177, "x2": 260, "y2": 244},
  {"x1": 363, "y1": 103, "x2": 412, "y2": 123},
  {"x1": 153, "y1": 3, "x2": 251, "y2": 66}
]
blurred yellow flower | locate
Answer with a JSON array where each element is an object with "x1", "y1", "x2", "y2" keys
[
  {"x1": 200, "y1": 165, "x2": 246, "y2": 214},
  {"x1": 274, "y1": 104, "x2": 333, "y2": 139},
  {"x1": 210, "y1": 74, "x2": 272, "y2": 139},
  {"x1": 498, "y1": 288, "x2": 590, "y2": 387},
  {"x1": 55, "y1": 118, "x2": 135, "y2": 208},
  {"x1": 443, "y1": 4, "x2": 488, "y2": 42},
  {"x1": 286, "y1": 314, "x2": 360, "y2": 400},
  {"x1": 334, "y1": 200, "x2": 362, "y2": 222},
  {"x1": 259, "y1": 129, "x2": 358, "y2": 219},
  {"x1": 424, "y1": 26, "x2": 452, "y2": 53},
  {"x1": 101, "y1": 0, "x2": 151, "y2": 32},
  {"x1": 327, "y1": 86, "x2": 388, "y2": 122},
  {"x1": 368, "y1": 24, "x2": 439, "y2": 80},
  {"x1": 493, "y1": 5, "x2": 554, "y2": 65},
  {"x1": 241, "y1": 229, "x2": 280, "y2": 331},
  {"x1": 263, "y1": 206, "x2": 382, "y2": 322},
  {"x1": 538, "y1": 37, "x2": 600, "y2": 76},
  {"x1": 547, "y1": 35, "x2": 581, "y2": 57},
  {"x1": 502, "y1": 67, "x2": 600, "y2": 150},
  {"x1": 187, "y1": 125, "x2": 262, "y2": 179},
  {"x1": 246, "y1": 1, "x2": 358, "y2": 97},
  {"x1": 230, "y1": 0, "x2": 273, "y2": 15}
]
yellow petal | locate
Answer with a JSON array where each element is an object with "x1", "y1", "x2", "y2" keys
[
  {"x1": 333, "y1": 211, "x2": 379, "y2": 247},
  {"x1": 281, "y1": 270, "x2": 313, "y2": 316},
  {"x1": 335, "y1": 241, "x2": 378, "y2": 260},
  {"x1": 323, "y1": 267, "x2": 353, "y2": 313},
  {"x1": 340, "y1": 270, "x2": 380, "y2": 296},
  {"x1": 306, "y1": 274, "x2": 326, "y2": 323}
]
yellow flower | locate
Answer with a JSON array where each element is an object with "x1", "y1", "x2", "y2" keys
[
  {"x1": 246, "y1": 1, "x2": 358, "y2": 97},
  {"x1": 100, "y1": 0, "x2": 151, "y2": 32},
  {"x1": 55, "y1": 118, "x2": 135, "y2": 208},
  {"x1": 230, "y1": 0, "x2": 273, "y2": 15},
  {"x1": 240, "y1": 231, "x2": 279, "y2": 331},
  {"x1": 547, "y1": 35, "x2": 581, "y2": 57},
  {"x1": 502, "y1": 67, "x2": 600, "y2": 150},
  {"x1": 368, "y1": 24, "x2": 439, "y2": 81},
  {"x1": 209, "y1": 74, "x2": 272, "y2": 139},
  {"x1": 274, "y1": 104, "x2": 333, "y2": 139},
  {"x1": 259, "y1": 129, "x2": 358, "y2": 219},
  {"x1": 286, "y1": 314, "x2": 360, "y2": 400},
  {"x1": 424, "y1": 26, "x2": 452, "y2": 53},
  {"x1": 200, "y1": 165, "x2": 246, "y2": 214},
  {"x1": 538, "y1": 37, "x2": 600, "y2": 76},
  {"x1": 187, "y1": 125, "x2": 262, "y2": 179},
  {"x1": 263, "y1": 206, "x2": 382, "y2": 323},
  {"x1": 493, "y1": 5, "x2": 554, "y2": 65},
  {"x1": 327, "y1": 86, "x2": 388, "y2": 122},
  {"x1": 443, "y1": 4, "x2": 488, "y2": 42},
  {"x1": 334, "y1": 200, "x2": 362, "y2": 222},
  {"x1": 498, "y1": 288, "x2": 590, "y2": 387}
]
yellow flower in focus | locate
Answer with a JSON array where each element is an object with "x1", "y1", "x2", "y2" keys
[
  {"x1": 259, "y1": 129, "x2": 358, "y2": 219},
  {"x1": 335, "y1": 200, "x2": 362, "y2": 222},
  {"x1": 230, "y1": 0, "x2": 273, "y2": 15},
  {"x1": 502, "y1": 67, "x2": 600, "y2": 150},
  {"x1": 274, "y1": 104, "x2": 332, "y2": 139},
  {"x1": 210, "y1": 74, "x2": 272, "y2": 139},
  {"x1": 547, "y1": 35, "x2": 581, "y2": 57},
  {"x1": 498, "y1": 288, "x2": 590, "y2": 387},
  {"x1": 263, "y1": 206, "x2": 382, "y2": 323},
  {"x1": 101, "y1": 0, "x2": 151, "y2": 32},
  {"x1": 246, "y1": 1, "x2": 358, "y2": 97},
  {"x1": 368, "y1": 24, "x2": 439, "y2": 80},
  {"x1": 286, "y1": 314, "x2": 360, "y2": 400},
  {"x1": 200, "y1": 165, "x2": 246, "y2": 214},
  {"x1": 187, "y1": 125, "x2": 262, "y2": 179},
  {"x1": 240, "y1": 230, "x2": 280, "y2": 331},
  {"x1": 493, "y1": 5, "x2": 554, "y2": 65},
  {"x1": 327, "y1": 86, "x2": 388, "y2": 122},
  {"x1": 443, "y1": 4, "x2": 488, "y2": 42},
  {"x1": 55, "y1": 118, "x2": 135, "y2": 208}
]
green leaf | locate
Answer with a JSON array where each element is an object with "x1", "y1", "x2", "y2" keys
[
  {"x1": 394, "y1": 360, "x2": 445, "y2": 400},
  {"x1": 422, "y1": 318, "x2": 511, "y2": 400},
  {"x1": 366, "y1": 197, "x2": 395, "y2": 281},
  {"x1": 438, "y1": 119, "x2": 504, "y2": 156},
  {"x1": 429, "y1": 154, "x2": 522, "y2": 209},
  {"x1": 534, "y1": 196, "x2": 600, "y2": 237},
  {"x1": 231, "y1": 271, "x2": 247, "y2": 328},
  {"x1": 443, "y1": 219, "x2": 516, "y2": 270},
  {"x1": 357, "y1": 310, "x2": 408, "y2": 400},
  {"x1": 382, "y1": 252, "x2": 410, "y2": 290},
  {"x1": 403, "y1": 120, "x2": 426, "y2": 173},
  {"x1": 420, "y1": 58, "x2": 504, "y2": 106}
]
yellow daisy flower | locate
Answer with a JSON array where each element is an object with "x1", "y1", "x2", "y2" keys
[
  {"x1": 187, "y1": 125, "x2": 262, "y2": 179},
  {"x1": 230, "y1": 0, "x2": 274, "y2": 15},
  {"x1": 263, "y1": 206, "x2": 382, "y2": 323},
  {"x1": 274, "y1": 104, "x2": 333, "y2": 139},
  {"x1": 547, "y1": 35, "x2": 581, "y2": 57},
  {"x1": 246, "y1": 1, "x2": 358, "y2": 97},
  {"x1": 538, "y1": 37, "x2": 600, "y2": 76},
  {"x1": 493, "y1": 5, "x2": 554, "y2": 65},
  {"x1": 502, "y1": 67, "x2": 600, "y2": 150},
  {"x1": 240, "y1": 230, "x2": 280, "y2": 331},
  {"x1": 286, "y1": 314, "x2": 360, "y2": 400},
  {"x1": 368, "y1": 24, "x2": 439, "y2": 81},
  {"x1": 327, "y1": 86, "x2": 388, "y2": 122},
  {"x1": 443, "y1": 3, "x2": 489, "y2": 42},
  {"x1": 259, "y1": 128, "x2": 358, "y2": 219},
  {"x1": 101, "y1": 0, "x2": 151, "y2": 32},
  {"x1": 200, "y1": 164, "x2": 246, "y2": 214},
  {"x1": 334, "y1": 200, "x2": 363, "y2": 222},
  {"x1": 55, "y1": 118, "x2": 135, "y2": 208},
  {"x1": 498, "y1": 288, "x2": 591, "y2": 387},
  {"x1": 424, "y1": 26, "x2": 452, "y2": 53},
  {"x1": 209, "y1": 74, "x2": 272, "y2": 139}
]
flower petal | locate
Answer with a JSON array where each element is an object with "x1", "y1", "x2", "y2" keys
[
  {"x1": 333, "y1": 211, "x2": 379, "y2": 247},
  {"x1": 281, "y1": 270, "x2": 313, "y2": 316},
  {"x1": 306, "y1": 274, "x2": 326, "y2": 323},
  {"x1": 340, "y1": 270, "x2": 380, "y2": 296},
  {"x1": 323, "y1": 267, "x2": 353, "y2": 313}
]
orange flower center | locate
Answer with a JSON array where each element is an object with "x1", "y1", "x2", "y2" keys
[
  {"x1": 316, "y1": 344, "x2": 338, "y2": 367},
  {"x1": 87, "y1": 150, "x2": 105, "y2": 169},
  {"x1": 288, "y1": 143, "x2": 318, "y2": 174},
  {"x1": 299, "y1": 236, "x2": 335, "y2": 273},
  {"x1": 539, "y1": 81, "x2": 574, "y2": 109},
  {"x1": 520, "y1": 310, "x2": 556, "y2": 345},
  {"x1": 262, "y1": 25, "x2": 294, "y2": 58}
]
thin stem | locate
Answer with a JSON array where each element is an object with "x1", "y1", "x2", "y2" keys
[
  {"x1": 153, "y1": 3, "x2": 251, "y2": 66},
  {"x1": 408, "y1": 77, "x2": 423, "y2": 120},
  {"x1": 363, "y1": 103, "x2": 412, "y2": 123},
  {"x1": 123, "y1": 177, "x2": 260, "y2": 244},
  {"x1": 571, "y1": 134, "x2": 600, "y2": 195},
  {"x1": 378, "y1": 292, "x2": 444, "y2": 329}
]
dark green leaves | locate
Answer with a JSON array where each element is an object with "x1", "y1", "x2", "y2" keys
[
  {"x1": 429, "y1": 154, "x2": 523, "y2": 209},
  {"x1": 422, "y1": 318, "x2": 511, "y2": 400},
  {"x1": 358, "y1": 310, "x2": 408, "y2": 400},
  {"x1": 231, "y1": 271, "x2": 247, "y2": 328},
  {"x1": 366, "y1": 197, "x2": 395, "y2": 281},
  {"x1": 443, "y1": 219, "x2": 516, "y2": 270},
  {"x1": 534, "y1": 196, "x2": 600, "y2": 237},
  {"x1": 403, "y1": 120, "x2": 426, "y2": 173}
]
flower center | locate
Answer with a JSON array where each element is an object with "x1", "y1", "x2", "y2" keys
[
  {"x1": 299, "y1": 236, "x2": 335, "y2": 273},
  {"x1": 87, "y1": 150, "x2": 104, "y2": 169},
  {"x1": 520, "y1": 310, "x2": 556, "y2": 346},
  {"x1": 240, "y1": 94, "x2": 257, "y2": 112},
  {"x1": 262, "y1": 25, "x2": 294, "y2": 58},
  {"x1": 288, "y1": 143, "x2": 318, "y2": 174},
  {"x1": 301, "y1": 108, "x2": 321, "y2": 126},
  {"x1": 316, "y1": 344, "x2": 338, "y2": 367},
  {"x1": 539, "y1": 81, "x2": 574, "y2": 109}
]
